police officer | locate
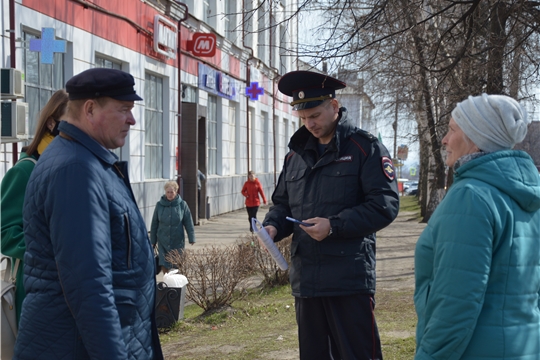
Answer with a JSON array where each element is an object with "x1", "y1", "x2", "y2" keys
[{"x1": 263, "y1": 70, "x2": 399, "y2": 359}]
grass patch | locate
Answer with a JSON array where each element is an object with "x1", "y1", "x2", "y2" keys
[
  {"x1": 400, "y1": 195, "x2": 421, "y2": 213},
  {"x1": 160, "y1": 286, "x2": 416, "y2": 359},
  {"x1": 377, "y1": 289, "x2": 417, "y2": 358}
]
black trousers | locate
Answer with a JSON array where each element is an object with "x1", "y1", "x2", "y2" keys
[
  {"x1": 295, "y1": 294, "x2": 382, "y2": 360},
  {"x1": 246, "y1": 206, "x2": 259, "y2": 232}
]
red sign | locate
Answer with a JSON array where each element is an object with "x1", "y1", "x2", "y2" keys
[
  {"x1": 187, "y1": 33, "x2": 216, "y2": 57},
  {"x1": 397, "y1": 145, "x2": 408, "y2": 160}
]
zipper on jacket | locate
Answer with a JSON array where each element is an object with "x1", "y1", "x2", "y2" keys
[{"x1": 123, "y1": 213, "x2": 132, "y2": 269}]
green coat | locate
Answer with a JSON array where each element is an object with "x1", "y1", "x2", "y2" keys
[
  {"x1": 414, "y1": 150, "x2": 540, "y2": 359},
  {"x1": 150, "y1": 194, "x2": 195, "y2": 269},
  {"x1": 1, "y1": 152, "x2": 37, "y2": 323}
]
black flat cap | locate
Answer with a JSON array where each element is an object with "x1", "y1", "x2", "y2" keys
[
  {"x1": 66, "y1": 68, "x2": 143, "y2": 101},
  {"x1": 278, "y1": 70, "x2": 346, "y2": 110}
]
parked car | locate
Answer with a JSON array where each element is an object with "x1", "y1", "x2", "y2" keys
[{"x1": 404, "y1": 181, "x2": 418, "y2": 196}]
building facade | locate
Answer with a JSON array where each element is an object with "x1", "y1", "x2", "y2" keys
[{"x1": 1, "y1": 0, "x2": 300, "y2": 227}]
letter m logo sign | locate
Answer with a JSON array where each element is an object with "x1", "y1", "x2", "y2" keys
[{"x1": 187, "y1": 33, "x2": 217, "y2": 57}]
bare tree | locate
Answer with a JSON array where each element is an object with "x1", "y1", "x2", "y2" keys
[
  {"x1": 286, "y1": 0, "x2": 540, "y2": 220},
  {"x1": 235, "y1": 0, "x2": 540, "y2": 219}
]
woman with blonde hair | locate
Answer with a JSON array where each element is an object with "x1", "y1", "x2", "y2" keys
[
  {"x1": 150, "y1": 181, "x2": 196, "y2": 274},
  {"x1": 1, "y1": 89, "x2": 69, "y2": 324}
]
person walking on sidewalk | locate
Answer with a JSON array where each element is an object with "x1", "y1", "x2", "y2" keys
[
  {"x1": 263, "y1": 70, "x2": 399, "y2": 360},
  {"x1": 414, "y1": 94, "x2": 540, "y2": 359},
  {"x1": 16, "y1": 68, "x2": 163, "y2": 360},
  {"x1": 241, "y1": 170, "x2": 267, "y2": 232},
  {"x1": 151, "y1": 180, "x2": 196, "y2": 274}
]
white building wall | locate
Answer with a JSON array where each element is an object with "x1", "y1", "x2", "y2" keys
[
  {"x1": 2, "y1": 3, "x2": 181, "y2": 228},
  {"x1": 2, "y1": 0, "x2": 299, "y2": 222}
]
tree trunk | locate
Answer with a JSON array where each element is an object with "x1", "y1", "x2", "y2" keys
[
  {"x1": 401, "y1": 4, "x2": 446, "y2": 221},
  {"x1": 486, "y1": 2, "x2": 509, "y2": 94}
]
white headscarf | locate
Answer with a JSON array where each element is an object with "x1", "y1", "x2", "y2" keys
[{"x1": 451, "y1": 93, "x2": 530, "y2": 152}]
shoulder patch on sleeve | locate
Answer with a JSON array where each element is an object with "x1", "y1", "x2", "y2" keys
[
  {"x1": 354, "y1": 129, "x2": 378, "y2": 142},
  {"x1": 381, "y1": 156, "x2": 395, "y2": 181}
]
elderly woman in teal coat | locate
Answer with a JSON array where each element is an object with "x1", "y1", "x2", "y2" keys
[
  {"x1": 414, "y1": 94, "x2": 540, "y2": 359},
  {"x1": 151, "y1": 181, "x2": 196, "y2": 274}
]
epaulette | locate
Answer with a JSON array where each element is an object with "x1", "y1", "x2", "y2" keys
[{"x1": 353, "y1": 129, "x2": 378, "y2": 143}]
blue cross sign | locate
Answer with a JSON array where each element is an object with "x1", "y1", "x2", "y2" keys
[
  {"x1": 246, "y1": 82, "x2": 264, "y2": 101},
  {"x1": 29, "y1": 28, "x2": 66, "y2": 64}
]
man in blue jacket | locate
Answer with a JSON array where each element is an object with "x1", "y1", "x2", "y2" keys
[
  {"x1": 16, "y1": 68, "x2": 163, "y2": 359},
  {"x1": 263, "y1": 71, "x2": 399, "y2": 359}
]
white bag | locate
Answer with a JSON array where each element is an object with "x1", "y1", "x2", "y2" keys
[
  {"x1": 1, "y1": 257, "x2": 20, "y2": 360},
  {"x1": 163, "y1": 269, "x2": 188, "y2": 288}
]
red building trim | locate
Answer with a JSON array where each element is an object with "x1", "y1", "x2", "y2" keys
[{"x1": 24, "y1": 0, "x2": 175, "y2": 65}]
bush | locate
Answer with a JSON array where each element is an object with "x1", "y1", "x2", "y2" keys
[
  {"x1": 166, "y1": 244, "x2": 257, "y2": 312},
  {"x1": 250, "y1": 234, "x2": 291, "y2": 288}
]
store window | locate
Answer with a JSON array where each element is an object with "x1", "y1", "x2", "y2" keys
[
  {"x1": 144, "y1": 73, "x2": 164, "y2": 179},
  {"x1": 22, "y1": 30, "x2": 64, "y2": 136},
  {"x1": 207, "y1": 95, "x2": 218, "y2": 175}
]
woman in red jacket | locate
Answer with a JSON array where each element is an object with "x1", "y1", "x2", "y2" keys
[{"x1": 241, "y1": 170, "x2": 267, "y2": 232}]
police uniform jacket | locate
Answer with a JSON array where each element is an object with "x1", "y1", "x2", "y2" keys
[
  {"x1": 16, "y1": 121, "x2": 162, "y2": 360},
  {"x1": 263, "y1": 108, "x2": 399, "y2": 297}
]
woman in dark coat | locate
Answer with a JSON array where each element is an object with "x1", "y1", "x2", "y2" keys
[{"x1": 150, "y1": 181, "x2": 196, "y2": 273}]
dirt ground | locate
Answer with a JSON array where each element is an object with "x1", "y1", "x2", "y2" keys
[{"x1": 376, "y1": 210, "x2": 426, "y2": 291}]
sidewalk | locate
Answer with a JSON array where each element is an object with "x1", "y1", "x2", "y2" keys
[{"x1": 193, "y1": 205, "x2": 269, "y2": 248}]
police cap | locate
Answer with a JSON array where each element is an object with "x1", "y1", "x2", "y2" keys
[
  {"x1": 66, "y1": 68, "x2": 143, "y2": 101},
  {"x1": 278, "y1": 70, "x2": 346, "y2": 110}
]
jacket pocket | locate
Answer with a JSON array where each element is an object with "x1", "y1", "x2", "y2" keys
[
  {"x1": 285, "y1": 168, "x2": 307, "y2": 208},
  {"x1": 320, "y1": 166, "x2": 359, "y2": 206},
  {"x1": 114, "y1": 288, "x2": 137, "y2": 329},
  {"x1": 318, "y1": 243, "x2": 368, "y2": 291},
  {"x1": 123, "y1": 214, "x2": 132, "y2": 269},
  {"x1": 110, "y1": 212, "x2": 132, "y2": 270}
]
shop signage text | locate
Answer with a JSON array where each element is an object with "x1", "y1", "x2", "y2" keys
[
  {"x1": 154, "y1": 15, "x2": 177, "y2": 59},
  {"x1": 198, "y1": 63, "x2": 238, "y2": 101}
]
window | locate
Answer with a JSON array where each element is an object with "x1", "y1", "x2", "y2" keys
[
  {"x1": 279, "y1": 24, "x2": 287, "y2": 74},
  {"x1": 22, "y1": 30, "x2": 64, "y2": 136},
  {"x1": 207, "y1": 95, "x2": 218, "y2": 175},
  {"x1": 261, "y1": 111, "x2": 269, "y2": 172},
  {"x1": 239, "y1": 105, "x2": 248, "y2": 175},
  {"x1": 181, "y1": 84, "x2": 197, "y2": 103},
  {"x1": 249, "y1": 107, "x2": 257, "y2": 172},
  {"x1": 95, "y1": 56, "x2": 122, "y2": 70},
  {"x1": 284, "y1": 118, "x2": 290, "y2": 157},
  {"x1": 257, "y1": 6, "x2": 267, "y2": 63},
  {"x1": 203, "y1": 0, "x2": 211, "y2": 25},
  {"x1": 96, "y1": 56, "x2": 122, "y2": 158},
  {"x1": 245, "y1": 1, "x2": 254, "y2": 49},
  {"x1": 144, "y1": 73, "x2": 164, "y2": 179},
  {"x1": 225, "y1": 0, "x2": 238, "y2": 43},
  {"x1": 228, "y1": 104, "x2": 237, "y2": 175}
]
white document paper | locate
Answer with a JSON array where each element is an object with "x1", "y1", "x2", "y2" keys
[{"x1": 251, "y1": 218, "x2": 288, "y2": 271}]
